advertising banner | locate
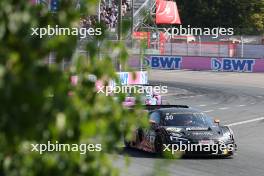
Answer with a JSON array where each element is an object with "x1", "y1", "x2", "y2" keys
[
  {"x1": 144, "y1": 55, "x2": 264, "y2": 72},
  {"x1": 156, "y1": 0, "x2": 181, "y2": 24},
  {"x1": 117, "y1": 71, "x2": 148, "y2": 85},
  {"x1": 71, "y1": 71, "x2": 148, "y2": 89}
]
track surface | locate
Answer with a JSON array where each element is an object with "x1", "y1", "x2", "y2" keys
[{"x1": 114, "y1": 70, "x2": 264, "y2": 176}]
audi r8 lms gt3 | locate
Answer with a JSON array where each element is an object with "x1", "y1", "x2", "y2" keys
[{"x1": 125, "y1": 105, "x2": 237, "y2": 157}]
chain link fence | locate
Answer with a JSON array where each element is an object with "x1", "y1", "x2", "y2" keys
[
  {"x1": 129, "y1": 34, "x2": 264, "y2": 59},
  {"x1": 45, "y1": 35, "x2": 264, "y2": 71}
]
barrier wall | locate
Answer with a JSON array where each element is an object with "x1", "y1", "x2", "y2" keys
[
  {"x1": 71, "y1": 71, "x2": 148, "y2": 87},
  {"x1": 144, "y1": 55, "x2": 264, "y2": 72}
]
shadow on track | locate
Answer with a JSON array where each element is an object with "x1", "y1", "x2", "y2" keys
[{"x1": 119, "y1": 147, "x2": 159, "y2": 159}]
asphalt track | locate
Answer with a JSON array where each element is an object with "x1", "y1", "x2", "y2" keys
[{"x1": 114, "y1": 70, "x2": 264, "y2": 176}]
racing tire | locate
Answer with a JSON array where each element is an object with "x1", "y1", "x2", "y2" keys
[
  {"x1": 136, "y1": 128, "x2": 143, "y2": 144},
  {"x1": 154, "y1": 134, "x2": 164, "y2": 154},
  {"x1": 155, "y1": 134, "x2": 179, "y2": 158},
  {"x1": 124, "y1": 140, "x2": 131, "y2": 148}
]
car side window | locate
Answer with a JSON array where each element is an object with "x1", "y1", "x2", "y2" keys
[{"x1": 149, "y1": 111, "x2": 161, "y2": 124}]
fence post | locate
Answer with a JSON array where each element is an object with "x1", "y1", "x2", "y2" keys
[
  {"x1": 241, "y1": 36, "x2": 244, "y2": 58},
  {"x1": 170, "y1": 36, "x2": 173, "y2": 55},
  {"x1": 199, "y1": 36, "x2": 202, "y2": 56},
  {"x1": 218, "y1": 41, "x2": 220, "y2": 57},
  {"x1": 187, "y1": 41, "x2": 189, "y2": 56}
]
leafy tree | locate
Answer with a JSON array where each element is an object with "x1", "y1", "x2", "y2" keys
[
  {"x1": 175, "y1": 0, "x2": 264, "y2": 34},
  {"x1": 0, "y1": 0, "x2": 147, "y2": 175}
]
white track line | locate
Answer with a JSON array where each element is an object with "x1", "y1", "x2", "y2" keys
[
  {"x1": 173, "y1": 95, "x2": 203, "y2": 100},
  {"x1": 162, "y1": 93, "x2": 181, "y2": 97},
  {"x1": 203, "y1": 110, "x2": 214, "y2": 113},
  {"x1": 227, "y1": 117, "x2": 264, "y2": 127},
  {"x1": 219, "y1": 107, "x2": 229, "y2": 110}
]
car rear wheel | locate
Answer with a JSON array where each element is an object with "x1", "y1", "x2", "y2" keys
[
  {"x1": 155, "y1": 135, "x2": 179, "y2": 158},
  {"x1": 124, "y1": 140, "x2": 131, "y2": 148}
]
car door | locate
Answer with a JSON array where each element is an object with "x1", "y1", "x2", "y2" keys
[{"x1": 141, "y1": 111, "x2": 161, "y2": 151}]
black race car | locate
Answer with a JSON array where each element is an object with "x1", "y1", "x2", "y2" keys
[{"x1": 125, "y1": 105, "x2": 237, "y2": 157}]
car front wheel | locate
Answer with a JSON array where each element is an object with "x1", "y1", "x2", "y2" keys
[{"x1": 154, "y1": 135, "x2": 164, "y2": 153}]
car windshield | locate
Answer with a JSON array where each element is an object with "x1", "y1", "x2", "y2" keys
[{"x1": 162, "y1": 112, "x2": 214, "y2": 127}]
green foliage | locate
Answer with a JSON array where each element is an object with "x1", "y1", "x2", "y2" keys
[
  {"x1": 176, "y1": 0, "x2": 264, "y2": 34},
  {"x1": 0, "y1": 0, "x2": 147, "y2": 175}
]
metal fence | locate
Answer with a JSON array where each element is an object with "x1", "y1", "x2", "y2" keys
[
  {"x1": 133, "y1": 0, "x2": 155, "y2": 30},
  {"x1": 46, "y1": 35, "x2": 264, "y2": 72},
  {"x1": 129, "y1": 35, "x2": 264, "y2": 59},
  {"x1": 162, "y1": 42, "x2": 264, "y2": 58}
]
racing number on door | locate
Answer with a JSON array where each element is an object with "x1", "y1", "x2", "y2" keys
[{"x1": 165, "y1": 114, "x2": 173, "y2": 120}]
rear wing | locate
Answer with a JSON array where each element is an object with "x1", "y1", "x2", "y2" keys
[{"x1": 145, "y1": 105, "x2": 189, "y2": 111}]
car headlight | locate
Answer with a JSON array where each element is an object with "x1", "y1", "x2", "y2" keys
[
  {"x1": 219, "y1": 133, "x2": 232, "y2": 142},
  {"x1": 170, "y1": 132, "x2": 182, "y2": 137},
  {"x1": 169, "y1": 133, "x2": 188, "y2": 141}
]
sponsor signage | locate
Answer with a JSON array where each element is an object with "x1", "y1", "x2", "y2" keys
[
  {"x1": 117, "y1": 72, "x2": 129, "y2": 85},
  {"x1": 145, "y1": 56, "x2": 182, "y2": 69},
  {"x1": 72, "y1": 71, "x2": 148, "y2": 88},
  {"x1": 211, "y1": 58, "x2": 255, "y2": 72},
  {"x1": 143, "y1": 55, "x2": 264, "y2": 72},
  {"x1": 116, "y1": 71, "x2": 148, "y2": 85},
  {"x1": 50, "y1": 0, "x2": 59, "y2": 12}
]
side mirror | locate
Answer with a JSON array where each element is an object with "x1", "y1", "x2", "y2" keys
[{"x1": 214, "y1": 119, "x2": 220, "y2": 124}]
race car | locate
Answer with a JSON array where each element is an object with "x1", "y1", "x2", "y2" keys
[{"x1": 125, "y1": 105, "x2": 237, "y2": 157}]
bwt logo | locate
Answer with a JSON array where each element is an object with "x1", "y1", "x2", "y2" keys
[
  {"x1": 145, "y1": 56, "x2": 182, "y2": 69},
  {"x1": 211, "y1": 58, "x2": 255, "y2": 72}
]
